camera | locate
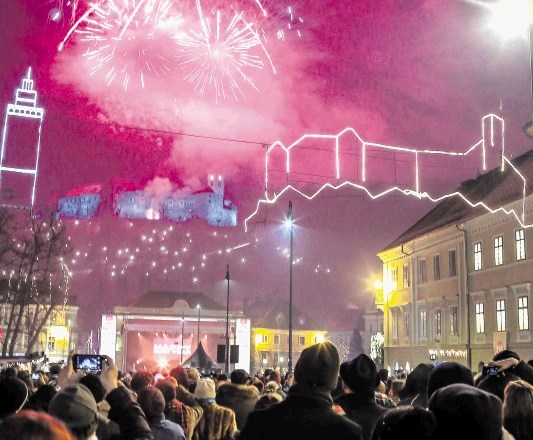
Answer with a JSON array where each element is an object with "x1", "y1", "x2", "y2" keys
[
  {"x1": 483, "y1": 365, "x2": 499, "y2": 376},
  {"x1": 72, "y1": 354, "x2": 105, "y2": 373},
  {"x1": 31, "y1": 373, "x2": 40, "y2": 380}
]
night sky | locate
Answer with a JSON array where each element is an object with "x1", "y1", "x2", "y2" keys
[{"x1": 1, "y1": 0, "x2": 533, "y2": 342}]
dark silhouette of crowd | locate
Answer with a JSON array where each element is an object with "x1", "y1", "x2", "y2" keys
[{"x1": 0, "y1": 344, "x2": 532, "y2": 440}]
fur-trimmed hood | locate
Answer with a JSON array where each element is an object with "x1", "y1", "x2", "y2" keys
[{"x1": 216, "y1": 382, "x2": 259, "y2": 430}]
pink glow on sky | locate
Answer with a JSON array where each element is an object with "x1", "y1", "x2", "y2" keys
[{"x1": 1, "y1": 0, "x2": 533, "y2": 337}]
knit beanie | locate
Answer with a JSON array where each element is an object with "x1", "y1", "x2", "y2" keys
[
  {"x1": 48, "y1": 384, "x2": 98, "y2": 437},
  {"x1": 339, "y1": 353, "x2": 380, "y2": 394},
  {"x1": 428, "y1": 383, "x2": 503, "y2": 440},
  {"x1": 137, "y1": 386, "x2": 165, "y2": 421},
  {"x1": 194, "y1": 377, "x2": 216, "y2": 399},
  {"x1": 294, "y1": 341, "x2": 339, "y2": 391},
  {"x1": 0, "y1": 377, "x2": 29, "y2": 418},
  {"x1": 427, "y1": 361, "x2": 474, "y2": 398}
]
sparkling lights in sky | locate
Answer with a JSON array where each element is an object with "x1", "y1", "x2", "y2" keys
[{"x1": 57, "y1": 0, "x2": 297, "y2": 98}]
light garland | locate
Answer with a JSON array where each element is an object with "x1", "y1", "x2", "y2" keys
[{"x1": 244, "y1": 114, "x2": 533, "y2": 231}]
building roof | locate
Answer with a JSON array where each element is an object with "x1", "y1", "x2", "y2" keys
[
  {"x1": 383, "y1": 149, "x2": 533, "y2": 251},
  {"x1": 193, "y1": 187, "x2": 214, "y2": 195},
  {"x1": 245, "y1": 294, "x2": 323, "y2": 330},
  {"x1": 64, "y1": 184, "x2": 102, "y2": 197},
  {"x1": 128, "y1": 290, "x2": 225, "y2": 311}
]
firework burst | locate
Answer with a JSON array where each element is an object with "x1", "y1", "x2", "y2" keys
[{"x1": 57, "y1": 0, "x2": 303, "y2": 98}]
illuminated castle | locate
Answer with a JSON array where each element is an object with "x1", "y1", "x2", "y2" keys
[
  {"x1": 57, "y1": 175, "x2": 238, "y2": 227},
  {"x1": 0, "y1": 68, "x2": 44, "y2": 208}
]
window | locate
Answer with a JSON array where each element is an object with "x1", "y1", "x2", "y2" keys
[
  {"x1": 516, "y1": 229, "x2": 526, "y2": 261},
  {"x1": 261, "y1": 335, "x2": 268, "y2": 343},
  {"x1": 48, "y1": 336, "x2": 56, "y2": 351},
  {"x1": 434, "y1": 309, "x2": 442, "y2": 337},
  {"x1": 392, "y1": 313, "x2": 398, "y2": 340},
  {"x1": 299, "y1": 336, "x2": 305, "y2": 345},
  {"x1": 419, "y1": 259, "x2": 427, "y2": 283},
  {"x1": 419, "y1": 310, "x2": 427, "y2": 338},
  {"x1": 475, "y1": 303, "x2": 485, "y2": 333},
  {"x1": 261, "y1": 352, "x2": 268, "y2": 364},
  {"x1": 403, "y1": 264, "x2": 410, "y2": 288},
  {"x1": 404, "y1": 312, "x2": 410, "y2": 338},
  {"x1": 433, "y1": 255, "x2": 441, "y2": 280},
  {"x1": 391, "y1": 267, "x2": 398, "y2": 288},
  {"x1": 496, "y1": 299, "x2": 506, "y2": 332},
  {"x1": 450, "y1": 306, "x2": 458, "y2": 336},
  {"x1": 274, "y1": 353, "x2": 278, "y2": 364},
  {"x1": 494, "y1": 236, "x2": 503, "y2": 266},
  {"x1": 274, "y1": 335, "x2": 280, "y2": 345},
  {"x1": 449, "y1": 250, "x2": 457, "y2": 277},
  {"x1": 518, "y1": 296, "x2": 529, "y2": 330},
  {"x1": 474, "y1": 242, "x2": 483, "y2": 271}
]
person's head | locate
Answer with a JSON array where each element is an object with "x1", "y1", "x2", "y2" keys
[
  {"x1": 339, "y1": 353, "x2": 380, "y2": 398},
  {"x1": 3, "y1": 367, "x2": 17, "y2": 379},
  {"x1": 371, "y1": 406, "x2": 436, "y2": 440},
  {"x1": 427, "y1": 361, "x2": 474, "y2": 398},
  {"x1": 137, "y1": 386, "x2": 166, "y2": 423},
  {"x1": 0, "y1": 410, "x2": 75, "y2": 440},
  {"x1": 130, "y1": 371, "x2": 154, "y2": 394},
  {"x1": 268, "y1": 370, "x2": 282, "y2": 386},
  {"x1": 0, "y1": 377, "x2": 29, "y2": 419},
  {"x1": 79, "y1": 374, "x2": 106, "y2": 404},
  {"x1": 49, "y1": 365, "x2": 61, "y2": 377},
  {"x1": 397, "y1": 363, "x2": 434, "y2": 400},
  {"x1": 187, "y1": 367, "x2": 200, "y2": 383},
  {"x1": 428, "y1": 383, "x2": 504, "y2": 440},
  {"x1": 194, "y1": 377, "x2": 216, "y2": 401},
  {"x1": 294, "y1": 341, "x2": 340, "y2": 392},
  {"x1": 48, "y1": 384, "x2": 98, "y2": 440},
  {"x1": 378, "y1": 368, "x2": 389, "y2": 384},
  {"x1": 502, "y1": 379, "x2": 533, "y2": 438},
  {"x1": 24, "y1": 384, "x2": 57, "y2": 412},
  {"x1": 255, "y1": 392, "x2": 282, "y2": 410},
  {"x1": 263, "y1": 380, "x2": 280, "y2": 394},
  {"x1": 169, "y1": 366, "x2": 189, "y2": 388},
  {"x1": 155, "y1": 378, "x2": 176, "y2": 404},
  {"x1": 231, "y1": 369, "x2": 249, "y2": 385},
  {"x1": 17, "y1": 370, "x2": 34, "y2": 390}
]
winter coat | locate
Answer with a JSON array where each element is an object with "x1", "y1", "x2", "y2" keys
[
  {"x1": 237, "y1": 384, "x2": 363, "y2": 440},
  {"x1": 166, "y1": 385, "x2": 204, "y2": 440},
  {"x1": 334, "y1": 392, "x2": 389, "y2": 440},
  {"x1": 215, "y1": 382, "x2": 259, "y2": 430},
  {"x1": 191, "y1": 400, "x2": 237, "y2": 440},
  {"x1": 106, "y1": 386, "x2": 154, "y2": 440}
]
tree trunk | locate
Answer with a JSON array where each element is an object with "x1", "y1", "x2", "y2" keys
[{"x1": 25, "y1": 305, "x2": 54, "y2": 357}]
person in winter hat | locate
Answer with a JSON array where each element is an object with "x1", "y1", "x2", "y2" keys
[
  {"x1": 427, "y1": 361, "x2": 474, "y2": 398},
  {"x1": 428, "y1": 383, "x2": 514, "y2": 440},
  {"x1": 238, "y1": 341, "x2": 364, "y2": 440},
  {"x1": 397, "y1": 363, "x2": 434, "y2": 407},
  {"x1": 334, "y1": 353, "x2": 389, "y2": 440},
  {"x1": 0, "y1": 376, "x2": 29, "y2": 419},
  {"x1": 137, "y1": 386, "x2": 185, "y2": 440},
  {"x1": 48, "y1": 384, "x2": 99, "y2": 440}
]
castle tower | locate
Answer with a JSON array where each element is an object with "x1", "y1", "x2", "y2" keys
[
  {"x1": 0, "y1": 68, "x2": 44, "y2": 208},
  {"x1": 208, "y1": 174, "x2": 224, "y2": 196}
]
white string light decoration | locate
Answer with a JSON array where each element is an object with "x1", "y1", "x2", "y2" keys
[
  {"x1": 0, "y1": 68, "x2": 44, "y2": 208},
  {"x1": 245, "y1": 114, "x2": 532, "y2": 231}
]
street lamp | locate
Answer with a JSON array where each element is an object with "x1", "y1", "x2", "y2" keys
[
  {"x1": 180, "y1": 315, "x2": 185, "y2": 364},
  {"x1": 225, "y1": 264, "x2": 230, "y2": 374},
  {"x1": 284, "y1": 200, "x2": 295, "y2": 374},
  {"x1": 196, "y1": 304, "x2": 201, "y2": 349}
]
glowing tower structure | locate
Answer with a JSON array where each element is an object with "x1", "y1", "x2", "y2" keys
[{"x1": 0, "y1": 68, "x2": 44, "y2": 208}]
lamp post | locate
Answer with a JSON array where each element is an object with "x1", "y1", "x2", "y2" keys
[
  {"x1": 180, "y1": 315, "x2": 185, "y2": 364},
  {"x1": 196, "y1": 304, "x2": 201, "y2": 349},
  {"x1": 286, "y1": 200, "x2": 294, "y2": 374},
  {"x1": 225, "y1": 264, "x2": 230, "y2": 374}
]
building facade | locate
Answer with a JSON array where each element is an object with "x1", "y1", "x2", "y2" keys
[
  {"x1": 58, "y1": 175, "x2": 237, "y2": 227},
  {"x1": 377, "y1": 151, "x2": 533, "y2": 373}
]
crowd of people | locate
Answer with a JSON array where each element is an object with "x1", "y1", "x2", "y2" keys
[{"x1": 0, "y1": 343, "x2": 532, "y2": 440}]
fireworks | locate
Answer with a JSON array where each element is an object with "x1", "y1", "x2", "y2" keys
[{"x1": 55, "y1": 0, "x2": 300, "y2": 98}]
